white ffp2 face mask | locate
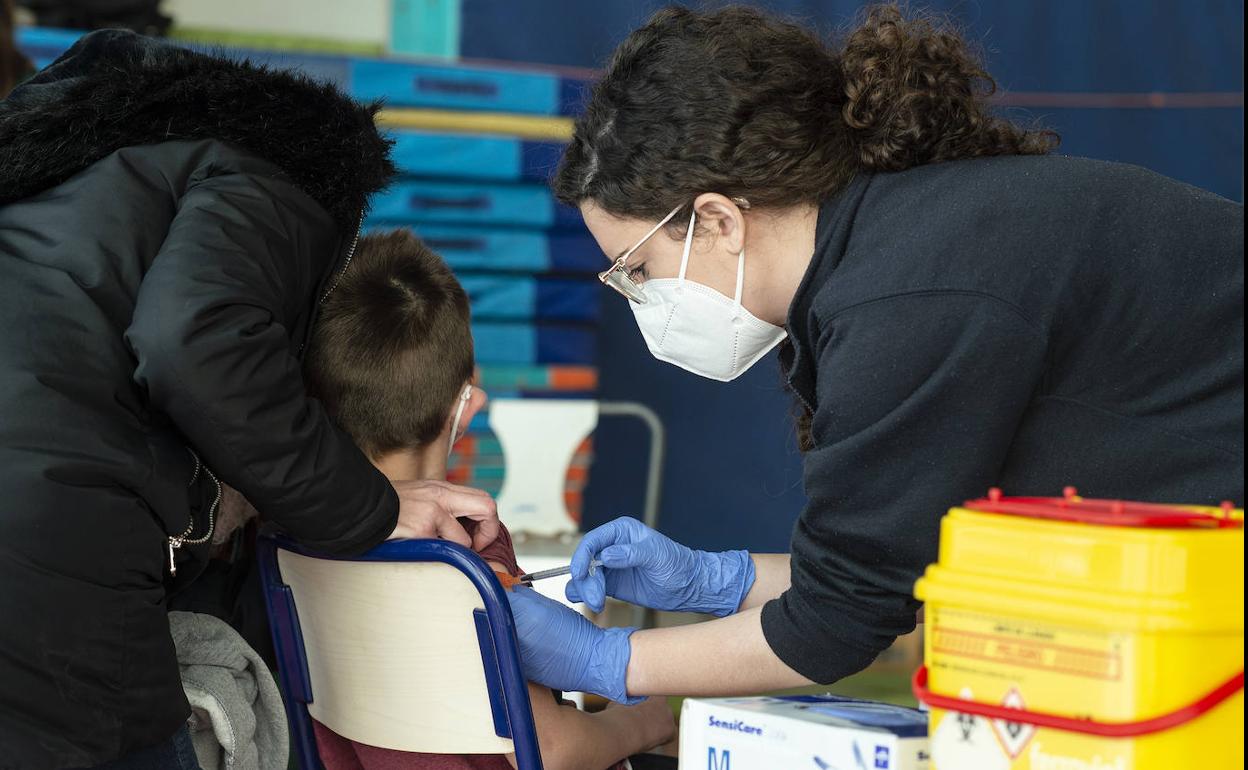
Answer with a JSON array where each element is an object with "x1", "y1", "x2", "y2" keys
[{"x1": 629, "y1": 210, "x2": 788, "y2": 382}]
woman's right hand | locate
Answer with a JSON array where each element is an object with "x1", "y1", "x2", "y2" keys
[{"x1": 565, "y1": 517, "x2": 755, "y2": 617}]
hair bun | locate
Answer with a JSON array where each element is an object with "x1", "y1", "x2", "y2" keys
[{"x1": 840, "y1": 5, "x2": 1055, "y2": 171}]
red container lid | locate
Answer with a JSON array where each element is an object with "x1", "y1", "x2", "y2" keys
[{"x1": 964, "y1": 487, "x2": 1242, "y2": 530}]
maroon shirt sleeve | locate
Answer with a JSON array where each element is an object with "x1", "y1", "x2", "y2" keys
[{"x1": 462, "y1": 519, "x2": 521, "y2": 577}]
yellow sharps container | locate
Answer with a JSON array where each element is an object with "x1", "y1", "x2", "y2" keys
[{"x1": 913, "y1": 488, "x2": 1243, "y2": 769}]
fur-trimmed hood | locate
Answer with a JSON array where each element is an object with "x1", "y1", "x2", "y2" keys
[{"x1": 0, "y1": 30, "x2": 395, "y2": 226}]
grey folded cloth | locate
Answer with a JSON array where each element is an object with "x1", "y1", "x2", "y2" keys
[{"x1": 170, "y1": 611, "x2": 289, "y2": 770}]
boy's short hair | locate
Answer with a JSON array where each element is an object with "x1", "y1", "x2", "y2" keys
[{"x1": 305, "y1": 229, "x2": 473, "y2": 459}]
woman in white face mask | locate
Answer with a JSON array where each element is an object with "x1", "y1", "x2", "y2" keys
[
  {"x1": 592, "y1": 195, "x2": 800, "y2": 383},
  {"x1": 502, "y1": 5, "x2": 1245, "y2": 706}
]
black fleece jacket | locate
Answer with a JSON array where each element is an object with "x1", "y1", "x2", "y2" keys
[
  {"x1": 762, "y1": 155, "x2": 1243, "y2": 684},
  {"x1": 0, "y1": 31, "x2": 398, "y2": 766}
]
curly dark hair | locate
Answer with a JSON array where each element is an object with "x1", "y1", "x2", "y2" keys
[
  {"x1": 555, "y1": 4, "x2": 1057, "y2": 452},
  {"x1": 554, "y1": 3, "x2": 1056, "y2": 218}
]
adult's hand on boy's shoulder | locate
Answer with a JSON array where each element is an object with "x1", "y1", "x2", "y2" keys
[{"x1": 387, "y1": 479, "x2": 499, "y2": 549}]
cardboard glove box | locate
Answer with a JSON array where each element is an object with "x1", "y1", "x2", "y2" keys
[{"x1": 679, "y1": 694, "x2": 929, "y2": 770}]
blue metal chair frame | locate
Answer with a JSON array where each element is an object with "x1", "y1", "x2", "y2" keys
[{"x1": 257, "y1": 533, "x2": 543, "y2": 770}]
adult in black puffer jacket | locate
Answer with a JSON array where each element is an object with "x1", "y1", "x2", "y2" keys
[{"x1": 0, "y1": 31, "x2": 498, "y2": 767}]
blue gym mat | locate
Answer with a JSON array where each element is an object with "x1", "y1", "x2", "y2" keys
[
  {"x1": 472, "y1": 322, "x2": 596, "y2": 365},
  {"x1": 459, "y1": 275, "x2": 599, "y2": 321},
  {"x1": 16, "y1": 27, "x2": 593, "y2": 116},
  {"x1": 368, "y1": 180, "x2": 581, "y2": 229},
  {"x1": 365, "y1": 224, "x2": 601, "y2": 274},
  {"x1": 388, "y1": 129, "x2": 564, "y2": 181}
]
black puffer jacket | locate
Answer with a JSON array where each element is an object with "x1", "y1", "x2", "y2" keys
[{"x1": 0, "y1": 31, "x2": 400, "y2": 767}]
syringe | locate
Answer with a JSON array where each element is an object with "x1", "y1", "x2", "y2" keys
[{"x1": 516, "y1": 559, "x2": 603, "y2": 586}]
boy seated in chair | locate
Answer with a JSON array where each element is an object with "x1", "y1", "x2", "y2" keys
[{"x1": 296, "y1": 230, "x2": 675, "y2": 770}]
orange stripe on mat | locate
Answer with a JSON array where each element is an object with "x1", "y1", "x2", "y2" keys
[{"x1": 550, "y1": 367, "x2": 599, "y2": 390}]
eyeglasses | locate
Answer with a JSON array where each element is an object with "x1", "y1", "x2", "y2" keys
[
  {"x1": 597, "y1": 205, "x2": 683, "y2": 304},
  {"x1": 596, "y1": 198, "x2": 750, "y2": 304}
]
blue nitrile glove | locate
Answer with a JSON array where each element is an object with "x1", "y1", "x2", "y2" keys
[
  {"x1": 506, "y1": 585, "x2": 643, "y2": 705},
  {"x1": 564, "y1": 517, "x2": 755, "y2": 617}
]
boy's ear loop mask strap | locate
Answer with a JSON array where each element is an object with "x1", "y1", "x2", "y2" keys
[{"x1": 447, "y1": 385, "x2": 473, "y2": 459}]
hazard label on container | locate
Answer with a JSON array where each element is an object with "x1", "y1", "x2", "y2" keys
[
  {"x1": 991, "y1": 687, "x2": 1035, "y2": 758},
  {"x1": 930, "y1": 688, "x2": 1010, "y2": 770}
]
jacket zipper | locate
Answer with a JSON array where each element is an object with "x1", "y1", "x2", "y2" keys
[
  {"x1": 319, "y1": 216, "x2": 363, "y2": 306},
  {"x1": 168, "y1": 448, "x2": 222, "y2": 576},
  {"x1": 297, "y1": 215, "x2": 363, "y2": 357}
]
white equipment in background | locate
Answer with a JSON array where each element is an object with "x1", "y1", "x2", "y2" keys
[{"x1": 487, "y1": 398, "x2": 665, "y2": 629}]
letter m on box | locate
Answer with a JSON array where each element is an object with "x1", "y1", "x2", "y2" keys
[{"x1": 708, "y1": 746, "x2": 731, "y2": 770}]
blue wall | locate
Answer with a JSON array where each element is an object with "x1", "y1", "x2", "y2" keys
[
  {"x1": 461, "y1": 1, "x2": 1245, "y2": 552},
  {"x1": 462, "y1": 1, "x2": 1244, "y2": 200}
]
